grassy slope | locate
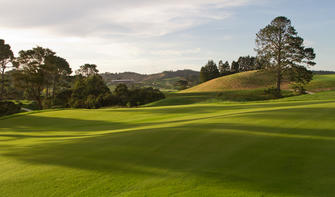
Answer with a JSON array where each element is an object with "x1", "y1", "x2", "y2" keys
[
  {"x1": 182, "y1": 71, "x2": 335, "y2": 93},
  {"x1": 181, "y1": 70, "x2": 280, "y2": 93},
  {"x1": 306, "y1": 74, "x2": 335, "y2": 92},
  {"x1": 1, "y1": 91, "x2": 335, "y2": 196}
]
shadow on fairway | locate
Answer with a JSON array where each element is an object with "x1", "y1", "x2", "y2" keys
[
  {"x1": 1, "y1": 102, "x2": 335, "y2": 196},
  {"x1": 3, "y1": 110, "x2": 335, "y2": 196}
]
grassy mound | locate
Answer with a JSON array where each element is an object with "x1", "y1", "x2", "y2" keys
[
  {"x1": 1, "y1": 91, "x2": 335, "y2": 196},
  {"x1": 181, "y1": 70, "x2": 283, "y2": 93},
  {"x1": 181, "y1": 71, "x2": 335, "y2": 94}
]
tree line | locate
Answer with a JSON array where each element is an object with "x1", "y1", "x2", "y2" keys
[
  {"x1": 200, "y1": 55, "x2": 264, "y2": 83},
  {"x1": 0, "y1": 44, "x2": 165, "y2": 111}
]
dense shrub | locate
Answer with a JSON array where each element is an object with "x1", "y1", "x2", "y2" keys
[
  {"x1": 70, "y1": 75, "x2": 112, "y2": 109},
  {"x1": 264, "y1": 87, "x2": 282, "y2": 98},
  {"x1": 0, "y1": 101, "x2": 21, "y2": 117},
  {"x1": 54, "y1": 89, "x2": 73, "y2": 107},
  {"x1": 113, "y1": 84, "x2": 165, "y2": 107}
]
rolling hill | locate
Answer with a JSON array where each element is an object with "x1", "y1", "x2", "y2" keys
[
  {"x1": 101, "y1": 69, "x2": 200, "y2": 90},
  {"x1": 181, "y1": 70, "x2": 288, "y2": 93},
  {"x1": 181, "y1": 70, "x2": 335, "y2": 93}
]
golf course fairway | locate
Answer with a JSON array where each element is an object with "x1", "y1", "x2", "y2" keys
[{"x1": 1, "y1": 91, "x2": 335, "y2": 196}]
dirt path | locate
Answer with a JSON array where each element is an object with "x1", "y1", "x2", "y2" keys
[{"x1": 21, "y1": 108, "x2": 33, "y2": 112}]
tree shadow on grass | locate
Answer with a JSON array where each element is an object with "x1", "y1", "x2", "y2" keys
[
  {"x1": 3, "y1": 119, "x2": 335, "y2": 196},
  {"x1": 109, "y1": 100, "x2": 335, "y2": 115},
  {"x1": 0, "y1": 115, "x2": 151, "y2": 133}
]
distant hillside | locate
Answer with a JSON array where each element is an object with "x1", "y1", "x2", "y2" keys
[{"x1": 101, "y1": 69, "x2": 200, "y2": 90}]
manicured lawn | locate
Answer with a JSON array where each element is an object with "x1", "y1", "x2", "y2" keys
[{"x1": 1, "y1": 92, "x2": 335, "y2": 196}]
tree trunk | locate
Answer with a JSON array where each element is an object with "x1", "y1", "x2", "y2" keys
[
  {"x1": 276, "y1": 69, "x2": 281, "y2": 91},
  {"x1": 52, "y1": 77, "x2": 56, "y2": 102},
  {"x1": 36, "y1": 87, "x2": 43, "y2": 110}
]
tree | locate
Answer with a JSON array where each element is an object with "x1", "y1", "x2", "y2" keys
[
  {"x1": 14, "y1": 46, "x2": 55, "y2": 109},
  {"x1": 237, "y1": 56, "x2": 256, "y2": 72},
  {"x1": 0, "y1": 39, "x2": 14, "y2": 99},
  {"x1": 44, "y1": 55, "x2": 72, "y2": 101},
  {"x1": 76, "y1": 64, "x2": 99, "y2": 76},
  {"x1": 70, "y1": 74, "x2": 111, "y2": 109},
  {"x1": 218, "y1": 60, "x2": 230, "y2": 75},
  {"x1": 200, "y1": 66, "x2": 209, "y2": 83},
  {"x1": 175, "y1": 79, "x2": 188, "y2": 90},
  {"x1": 255, "y1": 16, "x2": 316, "y2": 92},
  {"x1": 288, "y1": 65, "x2": 313, "y2": 94},
  {"x1": 199, "y1": 60, "x2": 220, "y2": 83},
  {"x1": 231, "y1": 61, "x2": 239, "y2": 73}
]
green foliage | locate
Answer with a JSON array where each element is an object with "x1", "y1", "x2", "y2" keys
[
  {"x1": 256, "y1": 16, "x2": 316, "y2": 91},
  {"x1": 200, "y1": 60, "x2": 220, "y2": 83},
  {"x1": 237, "y1": 56, "x2": 257, "y2": 72},
  {"x1": 113, "y1": 84, "x2": 165, "y2": 107},
  {"x1": 76, "y1": 64, "x2": 99, "y2": 77},
  {"x1": 174, "y1": 79, "x2": 188, "y2": 90},
  {"x1": 0, "y1": 101, "x2": 21, "y2": 116},
  {"x1": 70, "y1": 75, "x2": 111, "y2": 109},
  {"x1": 12, "y1": 46, "x2": 72, "y2": 109},
  {"x1": 289, "y1": 66, "x2": 313, "y2": 94},
  {"x1": 218, "y1": 60, "x2": 230, "y2": 75},
  {"x1": 0, "y1": 39, "x2": 14, "y2": 100},
  {"x1": 231, "y1": 61, "x2": 239, "y2": 73},
  {"x1": 264, "y1": 87, "x2": 282, "y2": 98}
]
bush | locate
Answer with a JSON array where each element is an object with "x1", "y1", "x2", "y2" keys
[
  {"x1": 290, "y1": 83, "x2": 307, "y2": 95},
  {"x1": 54, "y1": 89, "x2": 73, "y2": 107},
  {"x1": 264, "y1": 87, "x2": 282, "y2": 98},
  {"x1": 0, "y1": 101, "x2": 21, "y2": 117},
  {"x1": 112, "y1": 84, "x2": 165, "y2": 107}
]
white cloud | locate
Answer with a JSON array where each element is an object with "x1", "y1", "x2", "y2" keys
[
  {"x1": 0, "y1": 0, "x2": 251, "y2": 37},
  {"x1": 0, "y1": 0, "x2": 253, "y2": 73}
]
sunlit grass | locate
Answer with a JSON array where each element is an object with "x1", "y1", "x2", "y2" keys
[{"x1": 1, "y1": 91, "x2": 335, "y2": 196}]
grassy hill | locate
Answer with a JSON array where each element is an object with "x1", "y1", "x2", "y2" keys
[
  {"x1": 306, "y1": 74, "x2": 335, "y2": 92},
  {"x1": 1, "y1": 91, "x2": 335, "y2": 196},
  {"x1": 181, "y1": 70, "x2": 335, "y2": 93},
  {"x1": 181, "y1": 70, "x2": 282, "y2": 93}
]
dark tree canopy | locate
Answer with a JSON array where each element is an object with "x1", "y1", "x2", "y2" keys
[
  {"x1": 175, "y1": 79, "x2": 188, "y2": 90},
  {"x1": 218, "y1": 60, "x2": 230, "y2": 75},
  {"x1": 14, "y1": 47, "x2": 56, "y2": 109},
  {"x1": 231, "y1": 61, "x2": 239, "y2": 73},
  {"x1": 237, "y1": 56, "x2": 256, "y2": 72},
  {"x1": 76, "y1": 64, "x2": 99, "y2": 76},
  {"x1": 255, "y1": 16, "x2": 316, "y2": 92},
  {"x1": 200, "y1": 60, "x2": 220, "y2": 83},
  {"x1": 0, "y1": 39, "x2": 14, "y2": 99},
  {"x1": 289, "y1": 65, "x2": 313, "y2": 94}
]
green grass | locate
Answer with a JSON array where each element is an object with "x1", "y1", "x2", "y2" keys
[
  {"x1": 181, "y1": 71, "x2": 335, "y2": 94},
  {"x1": 181, "y1": 70, "x2": 280, "y2": 93},
  {"x1": 148, "y1": 89, "x2": 293, "y2": 107},
  {"x1": 1, "y1": 91, "x2": 335, "y2": 196},
  {"x1": 306, "y1": 74, "x2": 335, "y2": 92}
]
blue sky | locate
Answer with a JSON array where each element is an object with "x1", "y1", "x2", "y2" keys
[{"x1": 0, "y1": 0, "x2": 334, "y2": 73}]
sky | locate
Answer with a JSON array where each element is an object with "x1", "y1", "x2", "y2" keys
[{"x1": 0, "y1": 0, "x2": 334, "y2": 73}]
